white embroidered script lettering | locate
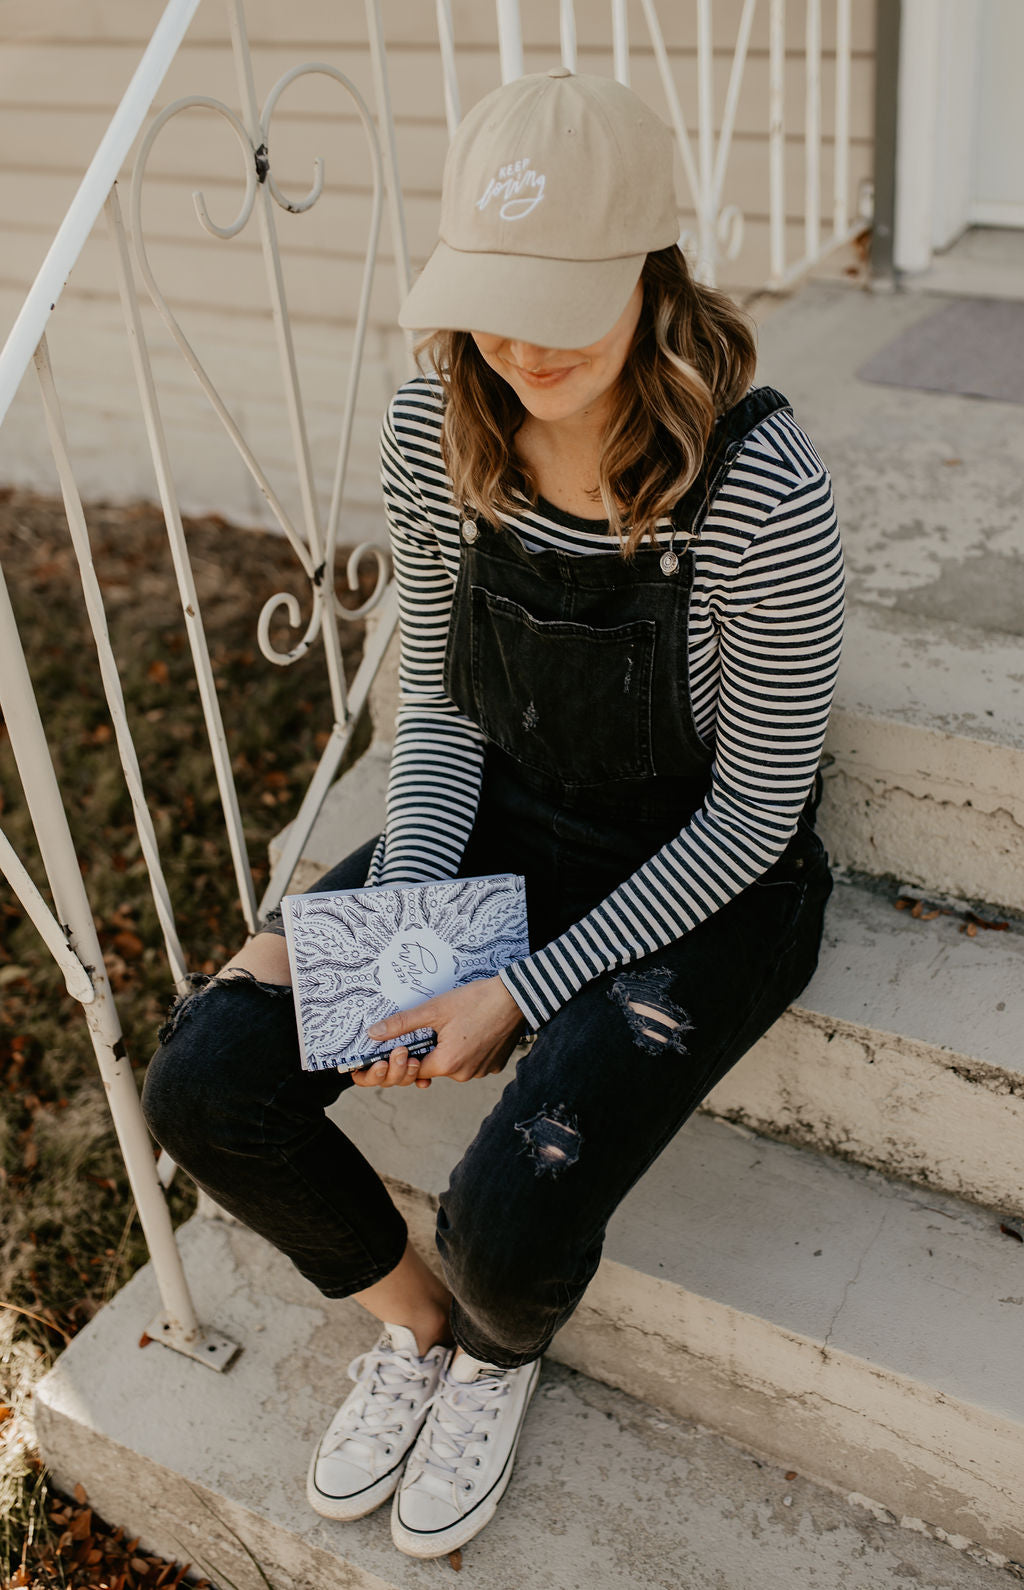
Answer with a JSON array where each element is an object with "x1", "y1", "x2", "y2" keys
[{"x1": 475, "y1": 157, "x2": 546, "y2": 222}]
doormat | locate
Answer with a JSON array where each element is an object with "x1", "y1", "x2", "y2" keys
[{"x1": 856, "y1": 295, "x2": 1024, "y2": 405}]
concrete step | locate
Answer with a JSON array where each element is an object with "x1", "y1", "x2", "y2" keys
[
  {"x1": 706, "y1": 871, "x2": 1024, "y2": 1218},
  {"x1": 755, "y1": 280, "x2": 1024, "y2": 915},
  {"x1": 34, "y1": 1209, "x2": 1024, "y2": 1590},
  {"x1": 331, "y1": 1102, "x2": 1024, "y2": 1562},
  {"x1": 820, "y1": 600, "x2": 1024, "y2": 914}
]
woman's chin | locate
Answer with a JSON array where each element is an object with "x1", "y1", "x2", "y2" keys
[{"x1": 515, "y1": 383, "x2": 601, "y2": 425}]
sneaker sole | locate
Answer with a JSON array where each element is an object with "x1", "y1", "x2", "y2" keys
[{"x1": 390, "y1": 1358, "x2": 541, "y2": 1558}]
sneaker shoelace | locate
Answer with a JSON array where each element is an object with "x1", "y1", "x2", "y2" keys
[
  {"x1": 321, "y1": 1341, "x2": 434, "y2": 1469},
  {"x1": 409, "y1": 1369, "x2": 511, "y2": 1501}
]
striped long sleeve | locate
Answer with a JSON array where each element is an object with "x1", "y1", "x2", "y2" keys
[
  {"x1": 367, "y1": 397, "x2": 487, "y2": 884},
  {"x1": 371, "y1": 376, "x2": 844, "y2": 1029}
]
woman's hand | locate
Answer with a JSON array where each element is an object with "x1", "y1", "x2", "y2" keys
[{"x1": 350, "y1": 976, "x2": 526, "y2": 1090}]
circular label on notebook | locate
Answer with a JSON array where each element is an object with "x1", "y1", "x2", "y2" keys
[{"x1": 378, "y1": 926, "x2": 457, "y2": 1008}]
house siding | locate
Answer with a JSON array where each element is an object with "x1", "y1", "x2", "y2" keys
[{"x1": 0, "y1": 0, "x2": 876, "y2": 532}]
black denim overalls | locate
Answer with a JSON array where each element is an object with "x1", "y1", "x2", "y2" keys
[
  {"x1": 449, "y1": 385, "x2": 810, "y2": 950},
  {"x1": 143, "y1": 386, "x2": 833, "y2": 1367}
]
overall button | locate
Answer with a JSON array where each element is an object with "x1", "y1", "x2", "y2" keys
[
  {"x1": 461, "y1": 520, "x2": 479, "y2": 545},
  {"x1": 659, "y1": 549, "x2": 679, "y2": 576}
]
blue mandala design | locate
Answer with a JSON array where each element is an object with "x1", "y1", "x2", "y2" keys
[{"x1": 284, "y1": 874, "x2": 528, "y2": 1072}]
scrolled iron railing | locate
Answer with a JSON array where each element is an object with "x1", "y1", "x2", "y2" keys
[{"x1": 0, "y1": 0, "x2": 868, "y2": 1369}]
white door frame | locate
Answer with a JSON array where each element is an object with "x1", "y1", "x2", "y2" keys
[{"x1": 894, "y1": 0, "x2": 982, "y2": 274}]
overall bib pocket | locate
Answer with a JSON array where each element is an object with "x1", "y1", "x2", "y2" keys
[{"x1": 455, "y1": 586, "x2": 657, "y2": 786}]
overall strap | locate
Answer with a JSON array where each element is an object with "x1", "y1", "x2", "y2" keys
[{"x1": 669, "y1": 384, "x2": 793, "y2": 545}]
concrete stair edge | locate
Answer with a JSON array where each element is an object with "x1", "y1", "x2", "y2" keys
[
  {"x1": 33, "y1": 1211, "x2": 1024, "y2": 1588},
  {"x1": 706, "y1": 872, "x2": 1024, "y2": 1218},
  {"x1": 821, "y1": 602, "x2": 1024, "y2": 912},
  {"x1": 348, "y1": 1108, "x2": 1024, "y2": 1560}
]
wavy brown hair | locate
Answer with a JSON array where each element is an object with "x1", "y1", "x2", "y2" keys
[{"x1": 417, "y1": 245, "x2": 757, "y2": 554}]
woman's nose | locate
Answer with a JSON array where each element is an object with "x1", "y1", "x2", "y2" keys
[{"x1": 509, "y1": 341, "x2": 552, "y2": 369}]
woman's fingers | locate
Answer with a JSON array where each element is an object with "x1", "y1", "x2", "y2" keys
[
  {"x1": 365, "y1": 1004, "x2": 437, "y2": 1045},
  {"x1": 350, "y1": 1046, "x2": 423, "y2": 1087}
]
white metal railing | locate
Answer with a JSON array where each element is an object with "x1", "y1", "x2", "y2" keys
[
  {"x1": 0, "y1": 0, "x2": 410, "y2": 1371},
  {"x1": 492, "y1": 0, "x2": 866, "y2": 290},
  {"x1": 0, "y1": 0, "x2": 867, "y2": 1370}
]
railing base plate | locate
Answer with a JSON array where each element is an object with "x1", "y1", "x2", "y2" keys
[{"x1": 144, "y1": 1311, "x2": 241, "y2": 1372}]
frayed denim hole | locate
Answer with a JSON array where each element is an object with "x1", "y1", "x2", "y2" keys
[
  {"x1": 514, "y1": 1102, "x2": 582, "y2": 1178},
  {"x1": 157, "y1": 966, "x2": 292, "y2": 1045},
  {"x1": 608, "y1": 967, "x2": 694, "y2": 1056}
]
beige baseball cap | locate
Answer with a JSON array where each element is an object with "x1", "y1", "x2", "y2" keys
[{"x1": 398, "y1": 69, "x2": 679, "y2": 349}]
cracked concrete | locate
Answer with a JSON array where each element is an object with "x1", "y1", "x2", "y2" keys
[
  {"x1": 821, "y1": 1208, "x2": 890, "y2": 1354},
  {"x1": 34, "y1": 1208, "x2": 1024, "y2": 1588}
]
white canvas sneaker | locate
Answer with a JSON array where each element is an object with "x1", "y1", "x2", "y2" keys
[
  {"x1": 307, "y1": 1323, "x2": 449, "y2": 1521},
  {"x1": 391, "y1": 1349, "x2": 541, "y2": 1558}
]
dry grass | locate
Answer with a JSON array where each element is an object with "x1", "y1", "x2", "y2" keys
[{"x1": 0, "y1": 489, "x2": 371, "y2": 1588}]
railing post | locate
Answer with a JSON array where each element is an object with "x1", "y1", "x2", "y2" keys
[
  {"x1": 0, "y1": 542, "x2": 235, "y2": 1368},
  {"x1": 496, "y1": 0, "x2": 524, "y2": 83},
  {"x1": 768, "y1": 0, "x2": 787, "y2": 287},
  {"x1": 611, "y1": 0, "x2": 630, "y2": 86}
]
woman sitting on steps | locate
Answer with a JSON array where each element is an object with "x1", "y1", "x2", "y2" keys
[{"x1": 143, "y1": 67, "x2": 844, "y2": 1561}]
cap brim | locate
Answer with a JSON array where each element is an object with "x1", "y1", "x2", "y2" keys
[{"x1": 398, "y1": 242, "x2": 645, "y2": 348}]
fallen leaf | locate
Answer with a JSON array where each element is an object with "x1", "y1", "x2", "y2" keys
[
  {"x1": 147, "y1": 659, "x2": 169, "y2": 685},
  {"x1": 785, "y1": 1470, "x2": 798, "y2": 1480},
  {"x1": 113, "y1": 929, "x2": 145, "y2": 960}
]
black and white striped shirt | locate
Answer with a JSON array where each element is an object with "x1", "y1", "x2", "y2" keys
[{"x1": 369, "y1": 375, "x2": 844, "y2": 1029}]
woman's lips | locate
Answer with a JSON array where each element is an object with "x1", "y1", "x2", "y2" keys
[{"x1": 509, "y1": 363, "x2": 578, "y2": 388}]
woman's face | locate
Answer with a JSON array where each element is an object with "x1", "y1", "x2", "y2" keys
[{"x1": 470, "y1": 281, "x2": 644, "y2": 427}]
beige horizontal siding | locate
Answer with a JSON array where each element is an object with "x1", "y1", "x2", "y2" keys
[
  {"x1": 0, "y1": 1, "x2": 875, "y2": 527},
  {"x1": 1, "y1": 0, "x2": 878, "y2": 53}
]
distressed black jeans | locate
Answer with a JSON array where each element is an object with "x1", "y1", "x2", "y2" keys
[{"x1": 142, "y1": 767, "x2": 831, "y2": 1368}]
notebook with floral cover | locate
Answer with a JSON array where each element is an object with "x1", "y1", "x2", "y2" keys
[{"x1": 281, "y1": 873, "x2": 529, "y2": 1073}]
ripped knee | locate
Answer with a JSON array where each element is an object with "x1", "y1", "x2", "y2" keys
[
  {"x1": 144, "y1": 968, "x2": 297, "y2": 1156},
  {"x1": 157, "y1": 967, "x2": 291, "y2": 1044},
  {"x1": 514, "y1": 1103, "x2": 582, "y2": 1178},
  {"x1": 608, "y1": 968, "x2": 693, "y2": 1056}
]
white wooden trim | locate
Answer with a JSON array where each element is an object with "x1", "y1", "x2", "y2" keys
[
  {"x1": 968, "y1": 200, "x2": 1024, "y2": 228},
  {"x1": 893, "y1": 0, "x2": 940, "y2": 274},
  {"x1": 929, "y1": 0, "x2": 982, "y2": 253}
]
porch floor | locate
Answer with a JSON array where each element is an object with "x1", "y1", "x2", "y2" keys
[{"x1": 901, "y1": 226, "x2": 1024, "y2": 303}]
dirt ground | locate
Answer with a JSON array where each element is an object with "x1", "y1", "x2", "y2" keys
[{"x1": 0, "y1": 489, "x2": 372, "y2": 1588}]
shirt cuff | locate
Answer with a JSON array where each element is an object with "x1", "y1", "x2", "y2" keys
[{"x1": 498, "y1": 948, "x2": 587, "y2": 1031}]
